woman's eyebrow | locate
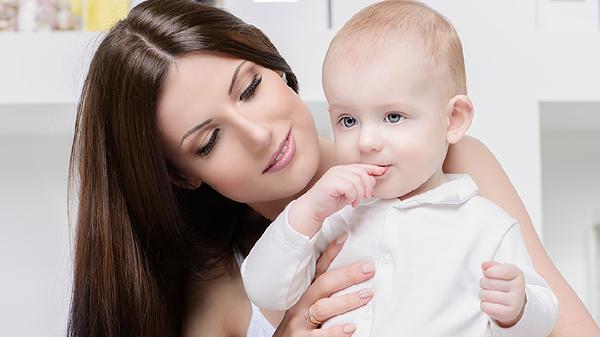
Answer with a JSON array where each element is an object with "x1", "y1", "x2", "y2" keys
[
  {"x1": 179, "y1": 118, "x2": 213, "y2": 150},
  {"x1": 228, "y1": 60, "x2": 248, "y2": 95},
  {"x1": 179, "y1": 61, "x2": 248, "y2": 151}
]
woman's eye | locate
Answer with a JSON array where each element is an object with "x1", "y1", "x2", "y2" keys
[
  {"x1": 385, "y1": 112, "x2": 405, "y2": 123},
  {"x1": 195, "y1": 128, "x2": 221, "y2": 157},
  {"x1": 340, "y1": 116, "x2": 357, "y2": 128},
  {"x1": 240, "y1": 74, "x2": 262, "y2": 101}
]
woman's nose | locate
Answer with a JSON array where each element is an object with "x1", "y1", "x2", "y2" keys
[{"x1": 234, "y1": 115, "x2": 273, "y2": 152}]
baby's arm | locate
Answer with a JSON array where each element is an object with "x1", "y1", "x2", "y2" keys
[
  {"x1": 288, "y1": 164, "x2": 383, "y2": 237},
  {"x1": 446, "y1": 136, "x2": 599, "y2": 336},
  {"x1": 482, "y1": 224, "x2": 558, "y2": 337},
  {"x1": 241, "y1": 164, "x2": 382, "y2": 310}
]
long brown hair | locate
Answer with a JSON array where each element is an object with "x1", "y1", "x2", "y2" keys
[{"x1": 67, "y1": 1, "x2": 298, "y2": 337}]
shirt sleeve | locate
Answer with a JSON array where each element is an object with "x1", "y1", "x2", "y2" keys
[
  {"x1": 489, "y1": 223, "x2": 559, "y2": 337},
  {"x1": 240, "y1": 201, "x2": 348, "y2": 310}
]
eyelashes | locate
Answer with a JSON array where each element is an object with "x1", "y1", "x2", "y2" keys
[
  {"x1": 385, "y1": 112, "x2": 405, "y2": 123},
  {"x1": 195, "y1": 128, "x2": 220, "y2": 157},
  {"x1": 337, "y1": 112, "x2": 407, "y2": 129},
  {"x1": 194, "y1": 73, "x2": 262, "y2": 158},
  {"x1": 240, "y1": 74, "x2": 262, "y2": 101},
  {"x1": 340, "y1": 116, "x2": 357, "y2": 128}
]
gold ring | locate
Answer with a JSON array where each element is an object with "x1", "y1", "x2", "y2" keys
[{"x1": 305, "y1": 306, "x2": 323, "y2": 327}]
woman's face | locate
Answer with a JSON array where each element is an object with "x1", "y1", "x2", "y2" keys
[{"x1": 157, "y1": 53, "x2": 320, "y2": 203}]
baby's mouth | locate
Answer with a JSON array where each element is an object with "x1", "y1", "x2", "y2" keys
[{"x1": 373, "y1": 165, "x2": 391, "y2": 177}]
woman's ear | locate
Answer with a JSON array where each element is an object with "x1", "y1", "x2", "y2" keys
[
  {"x1": 166, "y1": 162, "x2": 202, "y2": 190},
  {"x1": 445, "y1": 95, "x2": 474, "y2": 144},
  {"x1": 170, "y1": 176, "x2": 202, "y2": 190}
]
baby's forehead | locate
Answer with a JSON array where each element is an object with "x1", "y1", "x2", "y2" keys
[
  {"x1": 331, "y1": 25, "x2": 426, "y2": 58},
  {"x1": 324, "y1": 35, "x2": 437, "y2": 79}
]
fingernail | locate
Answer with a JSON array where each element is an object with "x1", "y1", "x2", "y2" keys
[
  {"x1": 343, "y1": 324, "x2": 357, "y2": 334},
  {"x1": 359, "y1": 288, "x2": 373, "y2": 299},
  {"x1": 336, "y1": 232, "x2": 349, "y2": 244},
  {"x1": 361, "y1": 262, "x2": 375, "y2": 274}
]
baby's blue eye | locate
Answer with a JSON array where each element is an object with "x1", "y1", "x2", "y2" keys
[
  {"x1": 385, "y1": 113, "x2": 404, "y2": 123},
  {"x1": 341, "y1": 116, "x2": 357, "y2": 128}
]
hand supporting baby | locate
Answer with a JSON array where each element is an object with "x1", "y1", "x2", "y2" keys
[
  {"x1": 288, "y1": 164, "x2": 385, "y2": 237},
  {"x1": 480, "y1": 261, "x2": 527, "y2": 328}
]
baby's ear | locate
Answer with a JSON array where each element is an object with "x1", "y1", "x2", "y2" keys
[{"x1": 445, "y1": 95, "x2": 474, "y2": 144}]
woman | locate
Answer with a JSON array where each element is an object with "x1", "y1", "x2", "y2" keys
[{"x1": 68, "y1": 1, "x2": 599, "y2": 337}]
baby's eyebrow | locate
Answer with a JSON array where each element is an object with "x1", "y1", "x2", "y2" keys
[
  {"x1": 328, "y1": 102, "x2": 353, "y2": 112},
  {"x1": 375, "y1": 101, "x2": 417, "y2": 112}
]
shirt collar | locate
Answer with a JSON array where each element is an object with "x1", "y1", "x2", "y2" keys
[{"x1": 359, "y1": 174, "x2": 479, "y2": 209}]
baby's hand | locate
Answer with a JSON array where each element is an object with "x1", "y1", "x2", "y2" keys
[
  {"x1": 289, "y1": 164, "x2": 384, "y2": 236},
  {"x1": 479, "y1": 261, "x2": 526, "y2": 328}
]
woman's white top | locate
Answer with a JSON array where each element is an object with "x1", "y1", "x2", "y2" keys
[{"x1": 234, "y1": 249, "x2": 277, "y2": 337}]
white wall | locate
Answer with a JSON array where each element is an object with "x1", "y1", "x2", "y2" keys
[
  {"x1": 0, "y1": 32, "x2": 99, "y2": 104},
  {"x1": 541, "y1": 102, "x2": 600, "y2": 317},
  {"x1": 537, "y1": 0, "x2": 599, "y2": 31},
  {"x1": 0, "y1": 105, "x2": 75, "y2": 336}
]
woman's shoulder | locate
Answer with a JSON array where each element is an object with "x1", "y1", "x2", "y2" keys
[{"x1": 183, "y1": 265, "x2": 252, "y2": 337}]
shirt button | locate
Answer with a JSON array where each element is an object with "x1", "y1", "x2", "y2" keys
[{"x1": 380, "y1": 254, "x2": 392, "y2": 264}]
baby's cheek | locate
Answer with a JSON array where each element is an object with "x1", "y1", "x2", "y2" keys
[
  {"x1": 403, "y1": 146, "x2": 432, "y2": 167},
  {"x1": 334, "y1": 143, "x2": 359, "y2": 164},
  {"x1": 414, "y1": 142, "x2": 445, "y2": 168}
]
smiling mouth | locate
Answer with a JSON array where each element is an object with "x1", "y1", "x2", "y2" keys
[{"x1": 263, "y1": 128, "x2": 295, "y2": 173}]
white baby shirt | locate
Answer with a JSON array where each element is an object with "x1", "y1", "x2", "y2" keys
[{"x1": 241, "y1": 174, "x2": 558, "y2": 337}]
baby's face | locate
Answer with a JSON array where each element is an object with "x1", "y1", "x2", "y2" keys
[{"x1": 323, "y1": 40, "x2": 450, "y2": 199}]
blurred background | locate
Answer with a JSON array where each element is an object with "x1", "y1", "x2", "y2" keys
[{"x1": 0, "y1": 0, "x2": 599, "y2": 336}]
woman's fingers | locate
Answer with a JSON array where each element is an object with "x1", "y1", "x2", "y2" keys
[
  {"x1": 315, "y1": 234, "x2": 347, "y2": 278},
  {"x1": 311, "y1": 288, "x2": 373, "y2": 323},
  {"x1": 308, "y1": 324, "x2": 357, "y2": 337},
  {"x1": 304, "y1": 261, "x2": 375, "y2": 303},
  {"x1": 275, "y1": 260, "x2": 375, "y2": 337}
]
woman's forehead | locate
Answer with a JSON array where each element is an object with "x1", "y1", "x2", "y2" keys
[
  {"x1": 167, "y1": 53, "x2": 244, "y2": 90},
  {"x1": 159, "y1": 54, "x2": 244, "y2": 113}
]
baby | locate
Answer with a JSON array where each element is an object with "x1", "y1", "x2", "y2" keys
[{"x1": 242, "y1": 1, "x2": 558, "y2": 336}]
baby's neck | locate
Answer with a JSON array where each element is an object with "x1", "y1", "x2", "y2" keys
[{"x1": 398, "y1": 169, "x2": 447, "y2": 201}]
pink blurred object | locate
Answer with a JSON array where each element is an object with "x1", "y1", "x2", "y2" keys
[
  {"x1": 0, "y1": 0, "x2": 19, "y2": 31},
  {"x1": 16, "y1": 0, "x2": 82, "y2": 31}
]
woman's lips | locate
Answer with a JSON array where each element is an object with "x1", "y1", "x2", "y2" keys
[{"x1": 263, "y1": 129, "x2": 296, "y2": 173}]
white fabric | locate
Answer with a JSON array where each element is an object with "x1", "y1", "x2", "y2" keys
[
  {"x1": 234, "y1": 250, "x2": 277, "y2": 337},
  {"x1": 241, "y1": 174, "x2": 558, "y2": 337}
]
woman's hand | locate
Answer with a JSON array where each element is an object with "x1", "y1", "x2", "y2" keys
[{"x1": 273, "y1": 235, "x2": 375, "y2": 337}]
